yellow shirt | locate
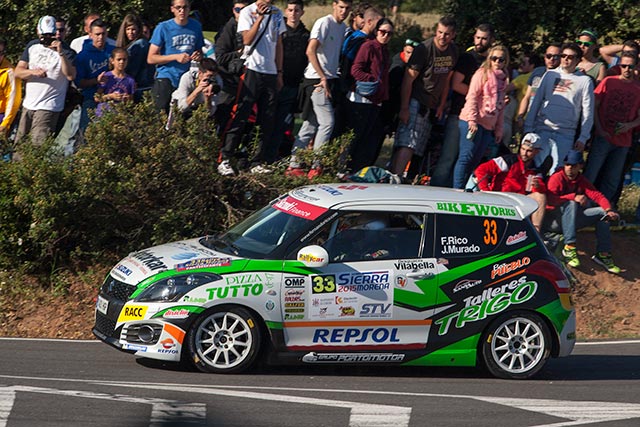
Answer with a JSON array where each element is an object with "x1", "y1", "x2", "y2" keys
[{"x1": 0, "y1": 57, "x2": 22, "y2": 130}]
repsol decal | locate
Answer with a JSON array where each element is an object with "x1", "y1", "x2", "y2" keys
[
  {"x1": 313, "y1": 327, "x2": 400, "y2": 344},
  {"x1": 434, "y1": 280, "x2": 537, "y2": 335},
  {"x1": 131, "y1": 250, "x2": 167, "y2": 271},
  {"x1": 436, "y1": 202, "x2": 517, "y2": 218}
]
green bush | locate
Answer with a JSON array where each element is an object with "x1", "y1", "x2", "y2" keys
[{"x1": 0, "y1": 100, "x2": 347, "y2": 274}]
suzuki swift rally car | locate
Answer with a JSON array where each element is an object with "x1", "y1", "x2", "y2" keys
[{"x1": 93, "y1": 184, "x2": 575, "y2": 379}]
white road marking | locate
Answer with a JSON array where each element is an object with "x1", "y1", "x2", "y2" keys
[
  {"x1": 0, "y1": 386, "x2": 206, "y2": 427},
  {"x1": 101, "y1": 382, "x2": 412, "y2": 427}
]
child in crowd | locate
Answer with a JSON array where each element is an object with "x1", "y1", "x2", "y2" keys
[{"x1": 94, "y1": 48, "x2": 136, "y2": 117}]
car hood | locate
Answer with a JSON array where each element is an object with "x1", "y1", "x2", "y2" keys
[{"x1": 110, "y1": 238, "x2": 244, "y2": 285}]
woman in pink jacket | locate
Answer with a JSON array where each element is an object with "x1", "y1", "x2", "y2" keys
[{"x1": 452, "y1": 45, "x2": 509, "y2": 189}]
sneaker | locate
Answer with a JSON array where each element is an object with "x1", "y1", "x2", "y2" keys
[
  {"x1": 308, "y1": 167, "x2": 323, "y2": 180},
  {"x1": 592, "y1": 252, "x2": 621, "y2": 274},
  {"x1": 250, "y1": 164, "x2": 272, "y2": 174},
  {"x1": 562, "y1": 245, "x2": 580, "y2": 268},
  {"x1": 217, "y1": 160, "x2": 235, "y2": 176},
  {"x1": 285, "y1": 167, "x2": 306, "y2": 177}
]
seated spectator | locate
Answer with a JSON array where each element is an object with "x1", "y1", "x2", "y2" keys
[
  {"x1": 545, "y1": 150, "x2": 621, "y2": 273},
  {"x1": 94, "y1": 48, "x2": 136, "y2": 117},
  {"x1": 171, "y1": 57, "x2": 222, "y2": 118},
  {"x1": 472, "y1": 133, "x2": 548, "y2": 231}
]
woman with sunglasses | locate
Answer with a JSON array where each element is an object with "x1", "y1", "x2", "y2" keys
[
  {"x1": 452, "y1": 45, "x2": 509, "y2": 189},
  {"x1": 116, "y1": 14, "x2": 155, "y2": 99},
  {"x1": 345, "y1": 18, "x2": 393, "y2": 172},
  {"x1": 576, "y1": 29, "x2": 605, "y2": 85}
]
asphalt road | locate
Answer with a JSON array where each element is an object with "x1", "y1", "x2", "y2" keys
[{"x1": 1, "y1": 338, "x2": 640, "y2": 426}]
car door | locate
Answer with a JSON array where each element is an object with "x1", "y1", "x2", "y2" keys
[{"x1": 281, "y1": 209, "x2": 437, "y2": 352}]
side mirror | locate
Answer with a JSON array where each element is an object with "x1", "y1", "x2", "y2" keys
[{"x1": 297, "y1": 245, "x2": 329, "y2": 268}]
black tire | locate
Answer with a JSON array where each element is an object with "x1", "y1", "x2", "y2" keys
[
  {"x1": 481, "y1": 311, "x2": 551, "y2": 379},
  {"x1": 186, "y1": 306, "x2": 262, "y2": 374}
]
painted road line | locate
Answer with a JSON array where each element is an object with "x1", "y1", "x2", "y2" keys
[
  {"x1": 0, "y1": 386, "x2": 206, "y2": 427},
  {"x1": 101, "y1": 382, "x2": 412, "y2": 427}
]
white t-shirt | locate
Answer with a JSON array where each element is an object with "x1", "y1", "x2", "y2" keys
[
  {"x1": 20, "y1": 41, "x2": 72, "y2": 112},
  {"x1": 303, "y1": 14, "x2": 347, "y2": 80},
  {"x1": 237, "y1": 3, "x2": 286, "y2": 75}
]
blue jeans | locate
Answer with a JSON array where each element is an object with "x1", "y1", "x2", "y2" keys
[
  {"x1": 452, "y1": 120, "x2": 495, "y2": 189},
  {"x1": 430, "y1": 114, "x2": 459, "y2": 187},
  {"x1": 583, "y1": 135, "x2": 629, "y2": 202},
  {"x1": 534, "y1": 129, "x2": 574, "y2": 173},
  {"x1": 548, "y1": 201, "x2": 611, "y2": 253}
]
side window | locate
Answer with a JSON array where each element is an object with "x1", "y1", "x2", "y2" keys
[
  {"x1": 434, "y1": 214, "x2": 507, "y2": 258},
  {"x1": 288, "y1": 211, "x2": 425, "y2": 262}
]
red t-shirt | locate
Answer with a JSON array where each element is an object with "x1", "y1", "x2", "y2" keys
[{"x1": 595, "y1": 76, "x2": 640, "y2": 147}]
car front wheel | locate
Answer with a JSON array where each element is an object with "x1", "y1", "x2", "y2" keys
[
  {"x1": 186, "y1": 306, "x2": 261, "y2": 374},
  {"x1": 481, "y1": 312, "x2": 551, "y2": 379}
]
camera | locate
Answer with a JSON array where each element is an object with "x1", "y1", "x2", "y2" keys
[
  {"x1": 261, "y1": 6, "x2": 273, "y2": 14},
  {"x1": 40, "y1": 35, "x2": 56, "y2": 47},
  {"x1": 205, "y1": 77, "x2": 221, "y2": 95}
]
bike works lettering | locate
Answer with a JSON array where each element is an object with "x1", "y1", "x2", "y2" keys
[
  {"x1": 131, "y1": 250, "x2": 167, "y2": 271},
  {"x1": 434, "y1": 280, "x2": 537, "y2": 335},
  {"x1": 436, "y1": 202, "x2": 517, "y2": 218}
]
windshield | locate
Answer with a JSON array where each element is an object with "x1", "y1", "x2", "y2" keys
[{"x1": 200, "y1": 203, "x2": 319, "y2": 258}]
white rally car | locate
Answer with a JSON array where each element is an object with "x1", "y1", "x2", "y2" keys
[{"x1": 93, "y1": 184, "x2": 575, "y2": 379}]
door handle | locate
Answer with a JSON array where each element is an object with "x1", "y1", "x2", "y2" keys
[{"x1": 406, "y1": 270, "x2": 434, "y2": 279}]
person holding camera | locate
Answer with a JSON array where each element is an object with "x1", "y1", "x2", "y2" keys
[
  {"x1": 171, "y1": 58, "x2": 222, "y2": 118},
  {"x1": 14, "y1": 15, "x2": 76, "y2": 148},
  {"x1": 544, "y1": 150, "x2": 621, "y2": 273}
]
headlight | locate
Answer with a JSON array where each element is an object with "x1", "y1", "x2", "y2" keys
[{"x1": 135, "y1": 273, "x2": 221, "y2": 302}]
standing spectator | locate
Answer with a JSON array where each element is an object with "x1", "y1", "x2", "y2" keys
[
  {"x1": 286, "y1": 0, "x2": 352, "y2": 179},
  {"x1": 55, "y1": 18, "x2": 68, "y2": 41},
  {"x1": 473, "y1": 134, "x2": 548, "y2": 232},
  {"x1": 70, "y1": 13, "x2": 116, "y2": 54},
  {"x1": 345, "y1": 2, "x2": 369, "y2": 38},
  {"x1": 524, "y1": 43, "x2": 594, "y2": 173},
  {"x1": 390, "y1": 16, "x2": 458, "y2": 178},
  {"x1": 0, "y1": 38, "x2": 22, "y2": 140},
  {"x1": 94, "y1": 48, "x2": 136, "y2": 117},
  {"x1": 14, "y1": 16, "x2": 76, "y2": 147},
  {"x1": 545, "y1": 150, "x2": 620, "y2": 273},
  {"x1": 116, "y1": 14, "x2": 155, "y2": 98},
  {"x1": 218, "y1": 0, "x2": 286, "y2": 175},
  {"x1": 600, "y1": 39, "x2": 639, "y2": 69},
  {"x1": 147, "y1": 0, "x2": 204, "y2": 113},
  {"x1": 583, "y1": 52, "x2": 640, "y2": 202},
  {"x1": 75, "y1": 19, "x2": 115, "y2": 131},
  {"x1": 452, "y1": 45, "x2": 509, "y2": 188},
  {"x1": 511, "y1": 52, "x2": 539, "y2": 107},
  {"x1": 516, "y1": 43, "x2": 561, "y2": 127},
  {"x1": 271, "y1": 0, "x2": 310, "y2": 160},
  {"x1": 214, "y1": 2, "x2": 247, "y2": 133},
  {"x1": 346, "y1": 17, "x2": 393, "y2": 172},
  {"x1": 575, "y1": 29, "x2": 605, "y2": 85},
  {"x1": 171, "y1": 57, "x2": 222, "y2": 118},
  {"x1": 431, "y1": 23, "x2": 493, "y2": 187}
]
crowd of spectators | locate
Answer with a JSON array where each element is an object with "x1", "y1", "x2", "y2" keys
[{"x1": 1, "y1": 0, "x2": 639, "y2": 272}]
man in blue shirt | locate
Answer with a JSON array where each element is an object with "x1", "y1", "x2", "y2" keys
[{"x1": 147, "y1": 0, "x2": 204, "y2": 113}]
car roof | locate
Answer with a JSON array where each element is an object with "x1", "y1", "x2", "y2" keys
[{"x1": 288, "y1": 184, "x2": 539, "y2": 220}]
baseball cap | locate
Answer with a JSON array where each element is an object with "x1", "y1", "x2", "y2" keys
[
  {"x1": 564, "y1": 150, "x2": 584, "y2": 165},
  {"x1": 578, "y1": 29, "x2": 598, "y2": 42},
  {"x1": 521, "y1": 133, "x2": 542, "y2": 149},
  {"x1": 38, "y1": 16, "x2": 56, "y2": 35}
]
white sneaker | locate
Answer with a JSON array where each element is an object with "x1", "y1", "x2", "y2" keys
[
  {"x1": 250, "y1": 164, "x2": 272, "y2": 174},
  {"x1": 218, "y1": 160, "x2": 235, "y2": 176}
]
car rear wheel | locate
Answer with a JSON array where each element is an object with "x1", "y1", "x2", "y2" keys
[
  {"x1": 186, "y1": 306, "x2": 261, "y2": 374},
  {"x1": 481, "y1": 312, "x2": 551, "y2": 379}
]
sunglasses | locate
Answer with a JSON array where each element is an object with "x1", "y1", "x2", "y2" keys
[
  {"x1": 233, "y1": 6, "x2": 244, "y2": 13},
  {"x1": 561, "y1": 53, "x2": 576, "y2": 60},
  {"x1": 620, "y1": 64, "x2": 636, "y2": 69},
  {"x1": 405, "y1": 39, "x2": 419, "y2": 47},
  {"x1": 490, "y1": 56, "x2": 505, "y2": 63},
  {"x1": 56, "y1": 27, "x2": 66, "y2": 32},
  {"x1": 378, "y1": 29, "x2": 393, "y2": 36},
  {"x1": 545, "y1": 53, "x2": 560, "y2": 60},
  {"x1": 575, "y1": 40, "x2": 594, "y2": 47},
  {"x1": 172, "y1": 5, "x2": 189, "y2": 11}
]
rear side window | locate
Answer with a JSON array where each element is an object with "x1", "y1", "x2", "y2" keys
[{"x1": 434, "y1": 214, "x2": 508, "y2": 258}]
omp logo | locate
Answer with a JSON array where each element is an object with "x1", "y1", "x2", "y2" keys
[{"x1": 118, "y1": 305, "x2": 148, "y2": 322}]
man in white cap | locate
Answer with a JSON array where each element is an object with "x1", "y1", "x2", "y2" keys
[
  {"x1": 473, "y1": 133, "x2": 549, "y2": 231},
  {"x1": 14, "y1": 15, "x2": 76, "y2": 148}
]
